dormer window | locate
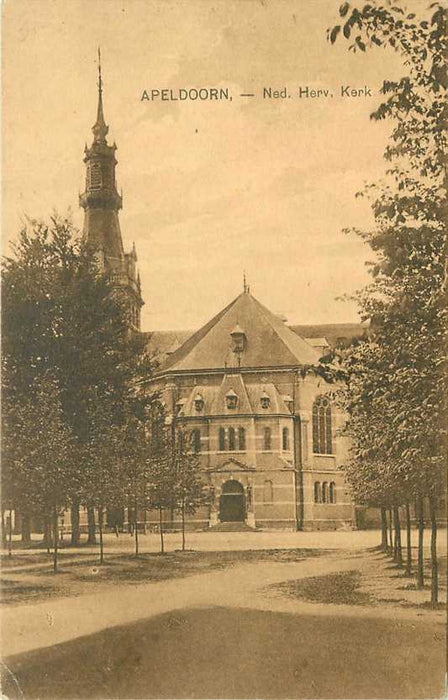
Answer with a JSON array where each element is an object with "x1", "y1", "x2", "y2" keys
[
  {"x1": 194, "y1": 393, "x2": 204, "y2": 413},
  {"x1": 226, "y1": 389, "x2": 238, "y2": 410},
  {"x1": 230, "y1": 324, "x2": 246, "y2": 353},
  {"x1": 260, "y1": 391, "x2": 270, "y2": 409}
]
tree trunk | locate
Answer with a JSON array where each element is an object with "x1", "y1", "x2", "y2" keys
[
  {"x1": 393, "y1": 511, "x2": 398, "y2": 560},
  {"x1": 87, "y1": 507, "x2": 97, "y2": 544},
  {"x1": 429, "y1": 495, "x2": 438, "y2": 607},
  {"x1": 388, "y1": 508, "x2": 393, "y2": 554},
  {"x1": 134, "y1": 501, "x2": 139, "y2": 557},
  {"x1": 393, "y1": 506, "x2": 403, "y2": 565},
  {"x1": 53, "y1": 507, "x2": 59, "y2": 573},
  {"x1": 380, "y1": 507, "x2": 388, "y2": 549},
  {"x1": 181, "y1": 501, "x2": 186, "y2": 552},
  {"x1": 8, "y1": 509, "x2": 13, "y2": 557},
  {"x1": 416, "y1": 497, "x2": 425, "y2": 589},
  {"x1": 159, "y1": 507, "x2": 165, "y2": 555},
  {"x1": 98, "y1": 506, "x2": 104, "y2": 564},
  {"x1": 43, "y1": 516, "x2": 53, "y2": 553},
  {"x1": 71, "y1": 502, "x2": 80, "y2": 546},
  {"x1": 21, "y1": 513, "x2": 32, "y2": 544},
  {"x1": 404, "y1": 503, "x2": 412, "y2": 576},
  {"x1": 128, "y1": 505, "x2": 133, "y2": 535},
  {"x1": 1, "y1": 510, "x2": 6, "y2": 547}
]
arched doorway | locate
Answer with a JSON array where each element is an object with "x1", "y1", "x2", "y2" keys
[{"x1": 219, "y1": 480, "x2": 246, "y2": 522}]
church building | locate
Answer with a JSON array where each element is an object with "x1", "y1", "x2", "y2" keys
[
  {"x1": 143, "y1": 288, "x2": 356, "y2": 531},
  {"x1": 82, "y1": 61, "x2": 360, "y2": 532}
]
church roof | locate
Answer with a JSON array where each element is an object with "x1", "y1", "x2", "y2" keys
[
  {"x1": 178, "y1": 378, "x2": 291, "y2": 417},
  {"x1": 144, "y1": 330, "x2": 193, "y2": 364},
  {"x1": 291, "y1": 322, "x2": 368, "y2": 347},
  {"x1": 159, "y1": 291, "x2": 321, "y2": 373}
]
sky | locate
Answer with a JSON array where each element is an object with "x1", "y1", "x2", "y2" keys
[{"x1": 2, "y1": 0, "x2": 407, "y2": 332}]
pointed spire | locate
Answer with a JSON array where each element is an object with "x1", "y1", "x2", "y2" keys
[{"x1": 92, "y1": 47, "x2": 109, "y2": 143}]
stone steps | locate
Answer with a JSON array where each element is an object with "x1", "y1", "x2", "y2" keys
[{"x1": 208, "y1": 522, "x2": 256, "y2": 532}]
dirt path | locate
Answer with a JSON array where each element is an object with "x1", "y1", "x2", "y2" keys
[
  {"x1": 3, "y1": 550, "x2": 442, "y2": 659},
  {"x1": 2, "y1": 529, "x2": 407, "y2": 561}
]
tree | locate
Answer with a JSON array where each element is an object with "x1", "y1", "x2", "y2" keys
[
  {"x1": 8, "y1": 375, "x2": 76, "y2": 572},
  {"x1": 147, "y1": 422, "x2": 176, "y2": 556},
  {"x1": 2, "y1": 215, "x2": 154, "y2": 553},
  {"x1": 171, "y1": 428, "x2": 206, "y2": 551},
  {"x1": 329, "y1": 1, "x2": 447, "y2": 606},
  {"x1": 83, "y1": 402, "x2": 125, "y2": 564},
  {"x1": 118, "y1": 415, "x2": 150, "y2": 556}
]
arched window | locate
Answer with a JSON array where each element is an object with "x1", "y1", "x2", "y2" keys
[
  {"x1": 90, "y1": 161, "x2": 102, "y2": 189},
  {"x1": 314, "y1": 482, "x2": 322, "y2": 503},
  {"x1": 264, "y1": 427, "x2": 271, "y2": 451},
  {"x1": 191, "y1": 429, "x2": 201, "y2": 453},
  {"x1": 312, "y1": 396, "x2": 332, "y2": 454},
  {"x1": 282, "y1": 427, "x2": 290, "y2": 451},
  {"x1": 238, "y1": 427, "x2": 246, "y2": 451},
  {"x1": 228, "y1": 427, "x2": 236, "y2": 451},
  {"x1": 322, "y1": 482, "x2": 328, "y2": 503},
  {"x1": 329, "y1": 482, "x2": 336, "y2": 504},
  {"x1": 263, "y1": 480, "x2": 274, "y2": 503},
  {"x1": 149, "y1": 403, "x2": 165, "y2": 451},
  {"x1": 178, "y1": 430, "x2": 186, "y2": 452},
  {"x1": 219, "y1": 427, "x2": 226, "y2": 452}
]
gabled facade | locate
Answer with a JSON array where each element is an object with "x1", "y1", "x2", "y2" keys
[{"x1": 145, "y1": 290, "x2": 356, "y2": 530}]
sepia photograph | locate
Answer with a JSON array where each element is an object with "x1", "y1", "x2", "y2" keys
[{"x1": 1, "y1": 0, "x2": 447, "y2": 698}]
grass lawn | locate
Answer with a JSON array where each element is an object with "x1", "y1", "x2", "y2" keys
[
  {"x1": 269, "y1": 551, "x2": 447, "y2": 610},
  {"x1": 4, "y1": 606, "x2": 446, "y2": 699},
  {"x1": 2, "y1": 548, "x2": 330, "y2": 606},
  {"x1": 272, "y1": 570, "x2": 373, "y2": 606}
]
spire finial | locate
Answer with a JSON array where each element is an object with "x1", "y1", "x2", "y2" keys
[
  {"x1": 243, "y1": 271, "x2": 250, "y2": 294},
  {"x1": 92, "y1": 47, "x2": 109, "y2": 143},
  {"x1": 98, "y1": 46, "x2": 103, "y2": 96}
]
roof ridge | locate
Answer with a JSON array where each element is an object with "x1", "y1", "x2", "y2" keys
[{"x1": 162, "y1": 293, "x2": 244, "y2": 370}]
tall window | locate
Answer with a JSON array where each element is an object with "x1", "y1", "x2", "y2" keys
[
  {"x1": 177, "y1": 430, "x2": 186, "y2": 452},
  {"x1": 219, "y1": 427, "x2": 226, "y2": 451},
  {"x1": 263, "y1": 480, "x2": 274, "y2": 503},
  {"x1": 191, "y1": 429, "x2": 201, "y2": 453},
  {"x1": 312, "y1": 396, "x2": 332, "y2": 454},
  {"x1": 90, "y1": 162, "x2": 102, "y2": 189},
  {"x1": 322, "y1": 482, "x2": 328, "y2": 503},
  {"x1": 314, "y1": 482, "x2": 322, "y2": 503},
  {"x1": 282, "y1": 427, "x2": 290, "y2": 451},
  {"x1": 228, "y1": 427, "x2": 236, "y2": 451},
  {"x1": 264, "y1": 427, "x2": 271, "y2": 451},
  {"x1": 329, "y1": 482, "x2": 336, "y2": 504},
  {"x1": 218, "y1": 427, "x2": 245, "y2": 451}
]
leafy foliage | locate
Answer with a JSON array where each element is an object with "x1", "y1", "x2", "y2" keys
[
  {"x1": 327, "y1": 2, "x2": 447, "y2": 508},
  {"x1": 1, "y1": 216, "x2": 156, "y2": 534}
]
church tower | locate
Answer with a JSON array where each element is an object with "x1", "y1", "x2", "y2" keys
[{"x1": 80, "y1": 50, "x2": 143, "y2": 330}]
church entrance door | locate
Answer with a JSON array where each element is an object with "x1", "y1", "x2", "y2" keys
[{"x1": 219, "y1": 480, "x2": 246, "y2": 522}]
